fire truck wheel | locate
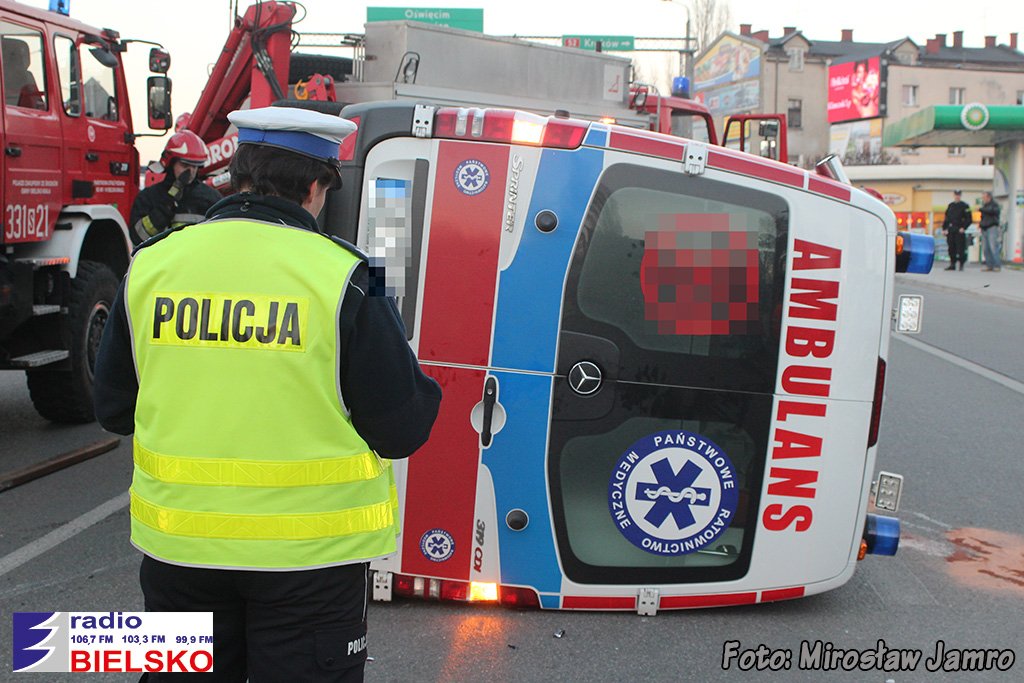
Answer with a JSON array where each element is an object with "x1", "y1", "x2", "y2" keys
[
  {"x1": 26, "y1": 260, "x2": 119, "y2": 423},
  {"x1": 288, "y1": 54, "x2": 353, "y2": 83}
]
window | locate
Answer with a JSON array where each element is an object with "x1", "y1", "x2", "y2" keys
[
  {"x1": 787, "y1": 47, "x2": 804, "y2": 72},
  {"x1": 80, "y1": 41, "x2": 118, "y2": 120},
  {"x1": 948, "y1": 146, "x2": 965, "y2": 156},
  {"x1": 1, "y1": 21, "x2": 48, "y2": 110},
  {"x1": 982, "y1": 156, "x2": 995, "y2": 166},
  {"x1": 949, "y1": 87, "x2": 965, "y2": 105},
  {"x1": 787, "y1": 99, "x2": 802, "y2": 128},
  {"x1": 670, "y1": 111, "x2": 710, "y2": 143},
  {"x1": 903, "y1": 85, "x2": 918, "y2": 107},
  {"x1": 900, "y1": 146, "x2": 919, "y2": 155},
  {"x1": 1017, "y1": 91, "x2": 1024, "y2": 105},
  {"x1": 53, "y1": 35, "x2": 80, "y2": 116}
]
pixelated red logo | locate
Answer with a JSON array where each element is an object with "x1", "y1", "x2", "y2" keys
[{"x1": 639, "y1": 213, "x2": 760, "y2": 335}]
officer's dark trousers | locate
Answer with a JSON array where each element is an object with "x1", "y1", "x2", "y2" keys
[
  {"x1": 947, "y1": 231, "x2": 967, "y2": 265},
  {"x1": 139, "y1": 556, "x2": 369, "y2": 682}
]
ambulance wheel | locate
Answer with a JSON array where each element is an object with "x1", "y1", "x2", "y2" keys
[
  {"x1": 288, "y1": 54, "x2": 353, "y2": 83},
  {"x1": 27, "y1": 260, "x2": 119, "y2": 423}
]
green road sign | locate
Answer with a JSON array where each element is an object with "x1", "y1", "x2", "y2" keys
[
  {"x1": 562, "y1": 35, "x2": 635, "y2": 51},
  {"x1": 367, "y1": 7, "x2": 484, "y2": 32}
]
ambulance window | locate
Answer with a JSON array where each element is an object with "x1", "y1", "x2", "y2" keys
[
  {"x1": 670, "y1": 111, "x2": 710, "y2": 144},
  {"x1": 53, "y1": 35, "x2": 80, "y2": 116},
  {"x1": 80, "y1": 40, "x2": 118, "y2": 121},
  {"x1": 1, "y1": 23, "x2": 48, "y2": 111},
  {"x1": 564, "y1": 163, "x2": 788, "y2": 393}
]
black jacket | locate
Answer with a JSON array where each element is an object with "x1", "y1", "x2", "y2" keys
[
  {"x1": 942, "y1": 200, "x2": 973, "y2": 231},
  {"x1": 128, "y1": 174, "x2": 222, "y2": 246},
  {"x1": 979, "y1": 199, "x2": 1000, "y2": 229},
  {"x1": 95, "y1": 193, "x2": 442, "y2": 459}
]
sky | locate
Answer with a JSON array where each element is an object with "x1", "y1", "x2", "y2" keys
[{"x1": 21, "y1": 0, "x2": 1024, "y2": 161}]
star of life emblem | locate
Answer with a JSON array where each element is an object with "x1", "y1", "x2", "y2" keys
[
  {"x1": 419, "y1": 528, "x2": 455, "y2": 562},
  {"x1": 454, "y1": 159, "x2": 490, "y2": 196},
  {"x1": 608, "y1": 430, "x2": 738, "y2": 556}
]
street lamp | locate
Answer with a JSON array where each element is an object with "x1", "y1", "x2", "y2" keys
[{"x1": 661, "y1": 0, "x2": 695, "y2": 95}]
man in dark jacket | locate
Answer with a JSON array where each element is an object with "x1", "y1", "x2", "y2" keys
[
  {"x1": 129, "y1": 130, "x2": 221, "y2": 246},
  {"x1": 979, "y1": 191, "x2": 1002, "y2": 272},
  {"x1": 942, "y1": 189, "x2": 972, "y2": 271}
]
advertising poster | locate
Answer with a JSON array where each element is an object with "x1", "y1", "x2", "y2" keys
[
  {"x1": 827, "y1": 56, "x2": 885, "y2": 123},
  {"x1": 829, "y1": 118, "x2": 884, "y2": 163},
  {"x1": 693, "y1": 34, "x2": 762, "y2": 117}
]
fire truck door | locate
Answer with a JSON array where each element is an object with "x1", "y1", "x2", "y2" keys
[{"x1": 1, "y1": 19, "x2": 62, "y2": 244}]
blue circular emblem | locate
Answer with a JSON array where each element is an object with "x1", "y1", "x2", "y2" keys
[
  {"x1": 420, "y1": 528, "x2": 455, "y2": 562},
  {"x1": 454, "y1": 159, "x2": 490, "y2": 196},
  {"x1": 608, "y1": 430, "x2": 738, "y2": 556}
]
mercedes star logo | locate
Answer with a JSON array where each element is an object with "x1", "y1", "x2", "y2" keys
[{"x1": 568, "y1": 361, "x2": 602, "y2": 396}]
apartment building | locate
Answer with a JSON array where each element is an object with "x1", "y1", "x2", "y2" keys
[{"x1": 693, "y1": 26, "x2": 1024, "y2": 168}]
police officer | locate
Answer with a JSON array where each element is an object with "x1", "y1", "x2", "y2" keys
[
  {"x1": 942, "y1": 189, "x2": 973, "y2": 271},
  {"x1": 129, "y1": 130, "x2": 221, "y2": 246},
  {"x1": 93, "y1": 107, "x2": 442, "y2": 682}
]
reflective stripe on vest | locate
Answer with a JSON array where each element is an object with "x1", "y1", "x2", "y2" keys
[
  {"x1": 134, "y1": 438, "x2": 383, "y2": 487},
  {"x1": 130, "y1": 488, "x2": 396, "y2": 540},
  {"x1": 124, "y1": 218, "x2": 395, "y2": 569}
]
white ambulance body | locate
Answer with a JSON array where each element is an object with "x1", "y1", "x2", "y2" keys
[{"x1": 333, "y1": 101, "x2": 923, "y2": 612}]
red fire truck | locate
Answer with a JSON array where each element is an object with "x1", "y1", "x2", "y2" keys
[{"x1": 0, "y1": 0, "x2": 171, "y2": 421}]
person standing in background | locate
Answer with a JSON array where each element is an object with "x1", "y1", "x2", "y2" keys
[
  {"x1": 979, "y1": 191, "x2": 1002, "y2": 272},
  {"x1": 942, "y1": 190, "x2": 972, "y2": 271}
]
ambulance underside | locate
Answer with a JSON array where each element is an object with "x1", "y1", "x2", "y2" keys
[{"x1": 340, "y1": 103, "x2": 894, "y2": 612}]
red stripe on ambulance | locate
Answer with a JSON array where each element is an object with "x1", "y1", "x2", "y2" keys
[
  {"x1": 402, "y1": 141, "x2": 508, "y2": 581},
  {"x1": 762, "y1": 239, "x2": 842, "y2": 533},
  {"x1": 608, "y1": 130, "x2": 685, "y2": 161}
]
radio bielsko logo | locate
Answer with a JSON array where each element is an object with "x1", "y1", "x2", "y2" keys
[
  {"x1": 608, "y1": 430, "x2": 738, "y2": 556},
  {"x1": 13, "y1": 612, "x2": 68, "y2": 672}
]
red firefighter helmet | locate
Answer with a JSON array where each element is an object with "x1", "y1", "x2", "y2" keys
[{"x1": 160, "y1": 130, "x2": 208, "y2": 169}]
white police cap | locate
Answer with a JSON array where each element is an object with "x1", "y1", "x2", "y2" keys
[{"x1": 227, "y1": 106, "x2": 356, "y2": 169}]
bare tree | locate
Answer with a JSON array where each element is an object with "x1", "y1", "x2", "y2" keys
[{"x1": 692, "y1": 0, "x2": 733, "y2": 54}]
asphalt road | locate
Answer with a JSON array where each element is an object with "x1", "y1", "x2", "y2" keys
[{"x1": 1, "y1": 280, "x2": 1022, "y2": 682}]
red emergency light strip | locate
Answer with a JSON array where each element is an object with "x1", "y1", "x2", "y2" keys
[
  {"x1": 608, "y1": 130, "x2": 685, "y2": 161},
  {"x1": 759, "y1": 587, "x2": 806, "y2": 602},
  {"x1": 808, "y1": 176, "x2": 852, "y2": 202},
  {"x1": 707, "y1": 150, "x2": 805, "y2": 189}
]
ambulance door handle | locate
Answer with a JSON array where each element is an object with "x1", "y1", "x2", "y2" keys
[
  {"x1": 85, "y1": 152, "x2": 100, "y2": 162},
  {"x1": 480, "y1": 376, "x2": 498, "y2": 447},
  {"x1": 5, "y1": 145, "x2": 21, "y2": 157},
  {"x1": 471, "y1": 376, "x2": 506, "y2": 448}
]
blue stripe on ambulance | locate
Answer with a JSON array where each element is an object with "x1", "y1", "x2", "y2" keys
[{"x1": 486, "y1": 145, "x2": 605, "y2": 600}]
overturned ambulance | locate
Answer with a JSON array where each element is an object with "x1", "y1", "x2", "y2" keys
[{"x1": 325, "y1": 101, "x2": 932, "y2": 612}]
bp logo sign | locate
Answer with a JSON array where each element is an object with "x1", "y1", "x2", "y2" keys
[
  {"x1": 960, "y1": 103, "x2": 990, "y2": 131},
  {"x1": 608, "y1": 430, "x2": 738, "y2": 556}
]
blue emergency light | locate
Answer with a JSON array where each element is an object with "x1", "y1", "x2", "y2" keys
[
  {"x1": 671, "y1": 76, "x2": 690, "y2": 98},
  {"x1": 49, "y1": 0, "x2": 70, "y2": 15},
  {"x1": 863, "y1": 513, "x2": 900, "y2": 556},
  {"x1": 895, "y1": 231, "x2": 934, "y2": 274}
]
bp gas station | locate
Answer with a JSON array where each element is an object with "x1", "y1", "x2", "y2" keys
[{"x1": 884, "y1": 104, "x2": 1024, "y2": 263}]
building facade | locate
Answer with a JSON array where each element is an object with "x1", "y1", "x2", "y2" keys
[{"x1": 694, "y1": 26, "x2": 1024, "y2": 168}]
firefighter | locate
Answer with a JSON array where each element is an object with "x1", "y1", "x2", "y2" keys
[
  {"x1": 129, "y1": 130, "x2": 221, "y2": 246},
  {"x1": 93, "y1": 106, "x2": 442, "y2": 681}
]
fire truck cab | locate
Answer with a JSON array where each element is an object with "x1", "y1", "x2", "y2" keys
[
  {"x1": 0, "y1": 0, "x2": 170, "y2": 422},
  {"x1": 331, "y1": 101, "x2": 930, "y2": 612}
]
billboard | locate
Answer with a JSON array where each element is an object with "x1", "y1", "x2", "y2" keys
[
  {"x1": 693, "y1": 34, "x2": 762, "y2": 117},
  {"x1": 829, "y1": 118, "x2": 884, "y2": 163},
  {"x1": 827, "y1": 56, "x2": 886, "y2": 123}
]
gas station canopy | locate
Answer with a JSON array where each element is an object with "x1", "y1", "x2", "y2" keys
[{"x1": 883, "y1": 104, "x2": 1024, "y2": 147}]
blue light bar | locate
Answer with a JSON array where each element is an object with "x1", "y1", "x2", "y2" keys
[
  {"x1": 864, "y1": 513, "x2": 900, "y2": 556},
  {"x1": 895, "y1": 231, "x2": 934, "y2": 274},
  {"x1": 49, "y1": 0, "x2": 70, "y2": 16}
]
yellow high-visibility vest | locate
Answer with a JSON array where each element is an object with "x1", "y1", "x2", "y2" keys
[{"x1": 125, "y1": 218, "x2": 398, "y2": 569}]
